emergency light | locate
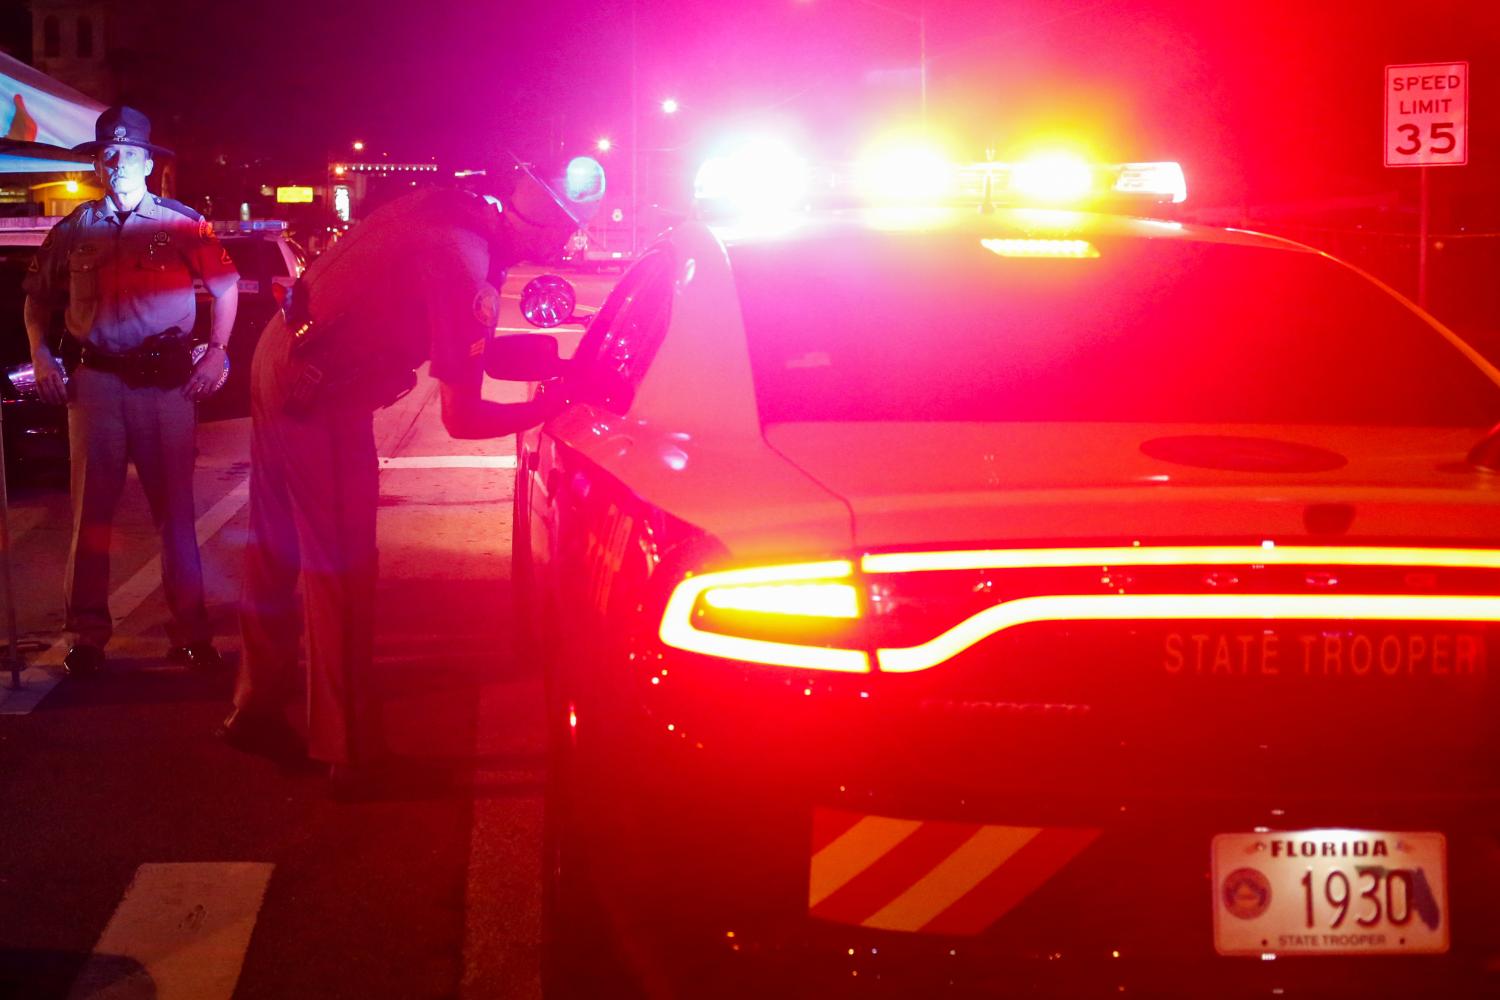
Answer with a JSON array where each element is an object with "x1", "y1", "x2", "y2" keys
[
  {"x1": 693, "y1": 142, "x2": 1187, "y2": 225},
  {"x1": 212, "y1": 219, "x2": 288, "y2": 234}
]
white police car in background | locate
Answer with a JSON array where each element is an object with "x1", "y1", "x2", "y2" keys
[{"x1": 492, "y1": 154, "x2": 1500, "y2": 998}]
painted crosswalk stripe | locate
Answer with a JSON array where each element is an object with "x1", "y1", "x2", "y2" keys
[
  {"x1": 378, "y1": 455, "x2": 517, "y2": 469},
  {"x1": 67, "y1": 862, "x2": 273, "y2": 1000}
]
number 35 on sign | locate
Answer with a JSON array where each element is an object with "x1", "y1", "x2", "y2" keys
[{"x1": 1386, "y1": 61, "x2": 1468, "y2": 167}]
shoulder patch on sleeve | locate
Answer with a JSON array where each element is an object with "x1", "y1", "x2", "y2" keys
[
  {"x1": 473, "y1": 282, "x2": 501, "y2": 331},
  {"x1": 154, "y1": 197, "x2": 205, "y2": 222}
]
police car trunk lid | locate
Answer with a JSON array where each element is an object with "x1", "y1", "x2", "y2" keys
[{"x1": 755, "y1": 420, "x2": 1500, "y2": 790}]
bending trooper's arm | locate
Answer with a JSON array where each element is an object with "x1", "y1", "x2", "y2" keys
[{"x1": 438, "y1": 367, "x2": 563, "y2": 440}]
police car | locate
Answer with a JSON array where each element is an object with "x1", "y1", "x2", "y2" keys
[
  {"x1": 491, "y1": 154, "x2": 1500, "y2": 997},
  {"x1": 0, "y1": 218, "x2": 70, "y2": 478},
  {"x1": 193, "y1": 219, "x2": 304, "y2": 419}
]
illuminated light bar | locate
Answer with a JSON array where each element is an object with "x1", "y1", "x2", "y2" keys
[
  {"x1": 212, "y1": 219, "x2": 288, "y2": 234},
  {"x1": 862, "y1": 545, "x2": 1500, "y2": 575},
  {"x1": 1010, "y1": 153, "x2": 1094, "y2": 203},
  {"x1": 703, "y1": 582, "x2": 860, "y2": 618},
  {"x1": 981, "y1": 238, "x2": 1099, "y2": 259},
  {"x1": 876, "y1": 593, "x2": 1500, "y2": 674},
  {"x1": 694, "y1": 138, "x2": 809, "y2": 214},
  {"x1": 660, "y1": 561, "x2": 871, "y2": 672},
  {"x1": 1112, "y1": 161, "x2": 1187, "y2": 204},
  {"x1": 955, "y1": 159, "x2": 1187, "y2": 208},
  {"x1": 855, "y1": 145, "x2": 957, "y2": 202}
]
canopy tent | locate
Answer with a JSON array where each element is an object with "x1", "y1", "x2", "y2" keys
[{"x1": 0, "y1": 50, "x2": 101, "y2": 173}]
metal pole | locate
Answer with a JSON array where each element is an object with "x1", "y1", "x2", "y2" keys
[
  {"x1": 630, "y1": 0, "x2": 639, "y2": 257},
  {"x1": 918, "y1": 6, "x2": 927, "y2": 123},
  {"x1": 1417, "y1": 165, "x2": 1430, "y2": 310},
  {"x1": 0, "y1": 406, "x2": 23, "y2": 690}
]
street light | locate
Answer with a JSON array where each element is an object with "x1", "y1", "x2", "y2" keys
[
  {"x1": 352, "y1": 140, "x2": 365, "y2": 152},
  {"x1": 596, "y1": 137, "x2": 613, "y2": 153},
  {"x1": 660, "y1": 98, "x2": 679, "y2": 115}
]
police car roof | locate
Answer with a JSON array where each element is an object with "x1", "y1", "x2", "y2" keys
[{"x1": 705, "y1": 208, "x2": 1309, "y2": 256}]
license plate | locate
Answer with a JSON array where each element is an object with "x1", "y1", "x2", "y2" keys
[{"x1": 1211, "y1": 829, "x2": 1449, "y2": 956}]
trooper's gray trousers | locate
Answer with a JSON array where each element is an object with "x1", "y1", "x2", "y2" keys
[
  {"x1": 65, "y1": 365, "x2": 211, "y2": 649},
  {"x1": 236, "y1": 316, "x2": 382, "y2": 766}
]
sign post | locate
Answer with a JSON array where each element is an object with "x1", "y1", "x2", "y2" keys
[{"x1": 1385, "y1": 61, "x2": 1468, "y2": 308}]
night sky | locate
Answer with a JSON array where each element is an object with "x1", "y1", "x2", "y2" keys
[{"x1": 20, "y1": 0, "x2": 1500, "y2": 217}]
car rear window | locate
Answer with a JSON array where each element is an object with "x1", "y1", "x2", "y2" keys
[
  {"x1": 221, "y1": 237, "x2": 288, "y2": 282},
  {"x1": 730, "y1": 234, "x2": 1500, "y2": 427}
]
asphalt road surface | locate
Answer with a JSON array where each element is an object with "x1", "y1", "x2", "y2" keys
[{"x1": 0, "y1": 267, "x2": 616, "y2": 1000}]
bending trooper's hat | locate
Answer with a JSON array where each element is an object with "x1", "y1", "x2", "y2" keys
[
  {"x1": 498, "y1": 157, "x2": 596, "y2": 260},
  {"x1": 73, "y1": 105, "x2": 173, "y2": 157}
]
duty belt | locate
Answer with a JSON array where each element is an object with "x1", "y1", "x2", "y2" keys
[{"x1": 78, "y1": 329, "x2": 193, "y2": 389}]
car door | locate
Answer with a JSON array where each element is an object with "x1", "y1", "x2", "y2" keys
[{"x1": 524, "y1": 251, "x2": 678, "y2": 617}]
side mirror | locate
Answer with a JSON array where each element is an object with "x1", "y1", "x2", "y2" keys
[
  {"x1": 520, "y1": 274, "x2": 583, "y2": 328},
  {"x1": 485, "y1": 333, "x2": 564, "y2": 381}
]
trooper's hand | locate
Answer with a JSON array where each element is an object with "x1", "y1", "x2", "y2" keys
[
  {"x1": 533, "y1": 377, "x2": 571, "y2": 420},
  {"x1": 183, "y1": 345, "x2": 226, "y2": 401},
  {"x1": 31, "y1": 349, "x2": 67, "y2": 405}
]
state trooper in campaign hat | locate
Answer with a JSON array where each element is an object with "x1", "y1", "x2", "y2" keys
[{"x1": 23, "y1": 104, "x2": 240, "y2": 677}]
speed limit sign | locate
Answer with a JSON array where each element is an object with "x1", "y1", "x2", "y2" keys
[{"x1": 1386, "y1": 62, "x2": 1468, "y2": 167}]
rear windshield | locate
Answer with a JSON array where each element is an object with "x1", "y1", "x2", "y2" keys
[
  {"x1": 731, "y1": 234, "x2": 1500, "y2": 426},
  {"x1": 222, "y1": 237, "x2": 288, "y2": 282}
]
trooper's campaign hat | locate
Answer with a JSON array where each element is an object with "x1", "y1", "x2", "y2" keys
[
  {"x1": 72, "y1": 105, "x2": 173, "y2": 157},
  {"x1": 500, "y1": 157, "x2": 594, "y2": 260}
]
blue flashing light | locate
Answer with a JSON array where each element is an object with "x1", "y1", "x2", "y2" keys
[{"x1": 564, "y1": 156, "x2": 606, "y2": 203}]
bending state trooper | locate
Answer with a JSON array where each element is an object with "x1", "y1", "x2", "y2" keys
[
  {"x1": 23, "y1": 105, "x2": 240, "y2": 676},
  {"x1": 221, "y1": 174, "x2": 577, "y2": 789}
]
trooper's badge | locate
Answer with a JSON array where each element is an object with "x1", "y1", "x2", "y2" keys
[
  {"x1": 152, "y1": 231, "x2": 171, "y2": 247},
  {"x1": 472, "y1": 282, "x2": 501, "y2": 331}
]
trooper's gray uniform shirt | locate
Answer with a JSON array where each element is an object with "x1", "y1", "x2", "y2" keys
[{"x1": 25, "y1": 193, "x2": 240, "y2": 647}]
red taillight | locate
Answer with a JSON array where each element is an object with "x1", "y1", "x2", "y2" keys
[
  {"x1": 659, "y1": 560, "x2": 870, "y2": 672},
  {"x1": 659, "y1": 546, "x2": 1500, "y2": 674}
]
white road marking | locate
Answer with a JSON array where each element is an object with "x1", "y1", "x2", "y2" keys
[
  {"x1": 378, "y1": 455, "x2": 517, "y2": 469},
  {"x1": 0, "y1": 481, "x2": 251, "y2": 715},
  {"x1": 67, "y1": 862, "x2": 273, "y2": 1000},
  {"x1": 461, "y1": 679, "x2": 544, "y2": 1000}
]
